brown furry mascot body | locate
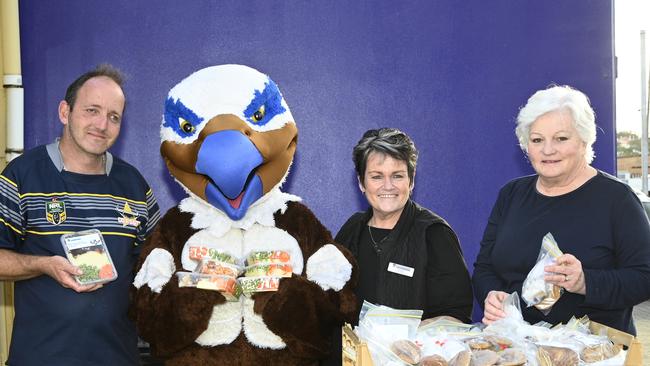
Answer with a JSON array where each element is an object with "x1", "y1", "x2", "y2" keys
[{"x1": 131, "y1": 65, "x2": 357, "y2": 365}]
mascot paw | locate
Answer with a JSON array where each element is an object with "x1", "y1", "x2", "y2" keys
[
  {"x1": 133, "y1": 248, "x2": 176, "y2": 293},
  {"x1": 306, "y1": 244, "x2": 352, "y2": 291}
]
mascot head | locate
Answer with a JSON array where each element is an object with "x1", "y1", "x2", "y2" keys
[{"x1": 160, "y1": 65, "x2": 298, "y2": 220}]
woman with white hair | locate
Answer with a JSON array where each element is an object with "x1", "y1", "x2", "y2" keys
[{"x1": 472, "y1": 85, "x2": 650, "y2": 334}]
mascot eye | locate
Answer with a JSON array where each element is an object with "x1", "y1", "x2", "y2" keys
[
  {"x1": 180, "y1": 119, "x2": 195, "y2": 134},
  {"x1": 251, "y1": 105, "x2": 266, "y2": 123}
]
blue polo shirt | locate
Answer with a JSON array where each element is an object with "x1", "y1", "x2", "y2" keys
[{"x1": 0, "y1": 143, "x2": 160, "y2": 366}]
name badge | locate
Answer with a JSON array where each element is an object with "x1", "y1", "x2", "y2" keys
[{"x1": 387, "y1": 262, "x2": 414, "y2": 277}]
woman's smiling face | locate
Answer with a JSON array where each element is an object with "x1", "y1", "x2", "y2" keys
[
  {"x1": 360, "y1": 152, "x2": 412, "y2": 221},
  {"x1": 527, "y1": 109, "x2": 587, "y2": 185}
]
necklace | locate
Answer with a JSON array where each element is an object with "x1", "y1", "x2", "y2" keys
[{"x1": 367, "y1": 225, "x2": 390, "y2": 254}]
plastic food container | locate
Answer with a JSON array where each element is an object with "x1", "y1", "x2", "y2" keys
[
  {"x1": 246, "y1": 250, "x2": 291, "y2": 265},
  {"x1": 239, "y1": 276, "x2": 281, "y2": 295},
  {"x1": 194, "y1": 258, "x2": 242, "y2": 277},
  {"x1": 176, "y1": 272, "x2": 242, "y2": 301},
  {"x1": 244, "y1": 263, "x2": 292, "y2": 277},
  {"x1": 60, "y1": 229, "x2": 117, "y2": 285}
]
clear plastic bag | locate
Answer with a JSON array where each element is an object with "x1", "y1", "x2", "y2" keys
[
  {"x1": 356, "y1": 301, "x2": 423, "y2": 365},
  {"x1": 522, "y1": 232, "x2": 564, "y2": 314}
]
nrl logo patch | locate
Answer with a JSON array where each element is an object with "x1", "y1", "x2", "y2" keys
[
  {"x1": 45, "y1": 198, "x2": 66, "y2": 225},
  {"x1": 117, "y1": 202, "x2": 141, "y2": 228}
]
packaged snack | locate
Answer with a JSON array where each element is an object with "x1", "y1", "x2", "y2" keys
[
  {"x1": 419, "y1": 354, "x2": 447, "y2": 366},
  {"x1": 580, "y1": 341, "x2": 622, "y2": 363},
  {"x1": 522, "y1": 233, "x2": 564, "y2": 314},
  {"x1": 536, "y1": 345, "x2": 579, "y2": 366},
  {"x1": 175, "y1": 272, "x2": 241, "y2": 301},
  {"x1": 470, "y1": 349, "x2": 499, "y2": 366},
  {"x1": 497, "y1": 348, "x2": 527, "y2": 365},
  {"x1": 239, "y1": 276, "x2": 281, "y2": 294},
  {"x1": 389, "y1": 339, "x2": 421, "y2": 364},
  {"x1": 188, "y1": 246, "x2": 238, "y2": 265},
  {"x1": 61, "y1": 229, "x2": 117, "y2": 285},
  {"x1": 244, "y1": 263, "x2": 292, "y2": 277},
  {"x1": 194, "y1": 258, "x2": 241, "y2": 277},
  {"x1": 246, "y1": 250, "x2": 291, "y2": 265},
  {"x1": 448, "y1": 350, "x2": 471, "y2": 366}
]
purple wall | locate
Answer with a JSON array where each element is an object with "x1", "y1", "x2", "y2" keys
[{"x1": 19, "y1": 1, "x2": 614, "y2": 319}]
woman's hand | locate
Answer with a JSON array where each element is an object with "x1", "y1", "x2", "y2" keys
[
  {"x1": 544, "y1": 253, "x2": 586, "y2": 295},
  {"x1": 482, "y1": 290, "x2": 508, "y2": 324}
]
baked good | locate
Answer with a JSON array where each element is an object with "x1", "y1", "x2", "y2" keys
[
  {"x1": 448, "y1": 350, "x2": 471, "y2": 366},
  {"x1": 580, "y1": 342, "x2": 622, "y2": 363},
  {"x1": 470, "y1": 349, "x2": 499, "y2": 366},
  {"x1": 390, "y1": 339, "x2": 421, "y2": 365},
  {"x1": 484, "y1": 335, "x2": 512, "y2": 351},
  {"x1": 466, "y1": 338, "x2": 491, "y2": 350},
  {"x1": 537, "y1": 345, "x2": 579, "y2": 366},
  {"x1": 420, "y1": 354, "x2": 448, "y2": 366},
  {"x1": 496, "y1": 348, "x2": 526, "y2": 365}
]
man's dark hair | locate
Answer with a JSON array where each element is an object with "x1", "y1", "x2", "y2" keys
[{"x1": 64, "y1": 63, "x2": 125, "y2": 110}]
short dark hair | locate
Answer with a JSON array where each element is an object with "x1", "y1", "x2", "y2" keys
[
  {"x1": 64, "y1": 63, "x2": 125, "y2": 110},
  {"x1": 353, "y1": 128, "x2": 418, "y2": 184}
]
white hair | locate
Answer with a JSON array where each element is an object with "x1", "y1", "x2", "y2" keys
[{"x1": 515, "y1": 85, "x2": 596, "y2": 163}]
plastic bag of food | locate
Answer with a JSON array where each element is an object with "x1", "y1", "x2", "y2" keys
[
  {"x1": 358, "y1": 301, "x2": 423, "y2": 343},
  {"x1": 355, "y1": 301, "x2": 423, "y2": 365},
  {"x1": 536, "y1": 345, "x2": 579, "y2": 366},
  {"x1": 522, "y1": 232, "x2": 564, "y2": 314}
]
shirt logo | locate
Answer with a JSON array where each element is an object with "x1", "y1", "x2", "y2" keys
[
  {"x1": 45, "y1": 198, "x2": 66, "y2": 225},
  {"x1": 117, "y1": 202, "x2": 141, "y2": 228}
]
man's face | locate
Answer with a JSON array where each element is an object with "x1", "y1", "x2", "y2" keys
[{"x1": 59, "y1": 76, "x2": 125, "y2": 157}]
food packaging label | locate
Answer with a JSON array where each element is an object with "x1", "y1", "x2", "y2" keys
[
  {"x1": 60, "y1": 229, "x2": 118, "y2": 285},
  {"x1": 188, "y1": 246, "x2": 238, "y2": 265}
]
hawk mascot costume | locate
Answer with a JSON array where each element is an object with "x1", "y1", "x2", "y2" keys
[{"x1": 131, "y1": 65, "x2": 357, "y2": 365}]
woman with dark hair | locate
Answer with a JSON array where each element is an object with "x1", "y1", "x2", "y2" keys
[{"x1": 336, "y1": 127, "x2": 473, "y2": 322}]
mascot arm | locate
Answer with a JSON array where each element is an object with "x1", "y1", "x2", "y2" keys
[
  {"x1": 130, "y1": 208, "x2": 227, "y2": 357},
  {"x1": 259, "y1": 202, "x2": 358, "y2": 359}
]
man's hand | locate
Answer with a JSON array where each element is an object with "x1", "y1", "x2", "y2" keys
[
  {"x1": 0, "y1": 249, "x2": 100, "y2": 292},
  {"x1": 39, "y1": 255, "x2": 103, "y2": 292}
]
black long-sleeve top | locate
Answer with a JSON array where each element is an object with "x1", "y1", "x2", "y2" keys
[{"x1": 472, "y1": 171, "x2": 650, "y2": 334}]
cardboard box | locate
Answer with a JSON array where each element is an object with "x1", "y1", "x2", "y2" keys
[
  {"x1": 589, "y1": 321, "x2": 642, "y2": 366},
  {"x1": 342, "y1": 322, "x2": 643, "y2": 366}
]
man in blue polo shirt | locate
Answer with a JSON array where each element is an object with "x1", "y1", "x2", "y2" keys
[{"x1": 0, "y1": 64, "x2": 161, "y2": 365}]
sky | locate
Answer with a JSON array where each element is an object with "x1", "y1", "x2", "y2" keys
[{"x1": 615, "y1": 0, "x2": 650, "y2": 135}]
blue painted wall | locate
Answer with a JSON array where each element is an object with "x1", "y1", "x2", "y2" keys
[{"x1": 19, "y1": 1, "x2": 615, "y2": 319}]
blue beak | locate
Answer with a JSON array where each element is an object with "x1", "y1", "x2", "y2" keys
[{"x1": 196, "y1": 130, "x2": 264, "y2": 220}]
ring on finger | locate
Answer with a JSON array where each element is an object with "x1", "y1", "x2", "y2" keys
[{"x1": 564, "y1": 274, "x2": 570, "y2": 282}]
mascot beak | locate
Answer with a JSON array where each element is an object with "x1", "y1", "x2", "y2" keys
[{"x1": 161, "y1": 114, "x2": 297, "y2": 220}]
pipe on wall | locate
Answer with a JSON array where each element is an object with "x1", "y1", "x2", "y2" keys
[
  {"x1": 0, "y1": 0, "x2": 21, "y2": 363},
  {"x1": 2, "y1": 0, "x2": 22, "y2": 163},
  {"x1": 3, "y1": 74, "x2": 22, "y2": 162}
]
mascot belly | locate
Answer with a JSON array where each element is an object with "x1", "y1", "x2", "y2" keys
[{"x1": 131, "y1": 65, "x2": 357, "y2": 365}]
